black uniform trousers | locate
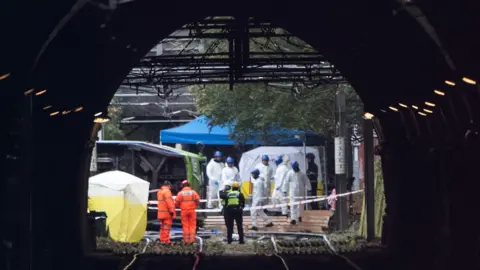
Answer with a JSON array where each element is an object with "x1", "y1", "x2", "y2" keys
[
  {"x1": 310, "y1": 181, "x2": 319, "y2": 210},
  {"x1": 225, "y1": 206, "x2": 244, "y2": 243}
]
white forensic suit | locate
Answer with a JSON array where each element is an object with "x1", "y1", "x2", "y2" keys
[
  {"x1": 250, "y1": 175, "x2": 272, "y2": 227},
  {"x1": 272, "y1": 162, "x2": 290, "y2": 215},
  {"x1": 285, "y1": 169, "x2": 311, "y2": 222},
  {"x1": 221, "y1": 165, "x2": 240, "y2": 190},
  {"x1": 255, "y1": 162, "x2": 274, "y2": 200},
  {"x1": 206, "y1": 159, "x2": 225, "y2": 208}
]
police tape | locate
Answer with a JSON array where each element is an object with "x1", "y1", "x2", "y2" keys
[
  {"x1": 147, "y1": 194, "x2": 337, "y2": 204},
  {"x1": 147, "y1": 190, "x2": 364, "y2": 213},
  {"x1": 149, "y1": 188, "x2": 327, "y2": 200}
]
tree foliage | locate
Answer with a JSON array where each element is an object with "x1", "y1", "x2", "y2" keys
[
  {"x1": 191, "y1": 83, "x2": 362, "y2": 142},
  {"x1": 104, "y1": 99, "x2": 125, "y2": 140},
  {"x1": 190, "y1": 26, "x2": 363, "y2": 141}
]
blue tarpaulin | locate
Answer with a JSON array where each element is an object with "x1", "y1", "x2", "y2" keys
[{"x1": 160, "y1": 115, "x2": 325, "y2": 146}]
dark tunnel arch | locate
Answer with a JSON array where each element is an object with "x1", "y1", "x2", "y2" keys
[{"x1": 2, "y1": 1, "x2": 480, "y2": 270}]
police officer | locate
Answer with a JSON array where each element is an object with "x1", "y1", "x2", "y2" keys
[
  {"x1": 219, "y1": 181, "x2": 232, "y2": 226},
  {"x1": 220, "y1": 181, "x2": 245, "y2": 244},
  {"x1": 306, "y1": 153, "x2": 319, "y2": 210}
]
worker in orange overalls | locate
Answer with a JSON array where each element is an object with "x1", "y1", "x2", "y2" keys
[
  {"x1": 157, "y1": 181, "x2": 176, "y2": 244},
  {"x1": 175, "y1": 180, "x2": 200, "y2": 243}
]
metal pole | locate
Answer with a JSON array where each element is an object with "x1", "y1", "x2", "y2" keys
[
  {"x1": 303, "y1": 139, "x2": 308, "y2": 210},
  {"x1": 321, "y1": 146, "x2": 328, "y2": 196},
  {"x1": 99, "y1": 124, "x2": 104, "y2": 141},
  {"x1": 334, "y1": 87, "x2": 348, "y2": 231},
  {"x1": 363, "y1": 117, "x2": 375, "y2": 241},
  {"x1": 346, "y1": 127, "x2": 354, "y2": 217},
  {"x1": 27, "y1": 94, "x2": 33, "y2": 270},
  {"x1": 131, "y1": 150, "x2": 136, "y2": 175},
  {"x1": 303, "y1": 140, "x2": 307, "y2": 172}
]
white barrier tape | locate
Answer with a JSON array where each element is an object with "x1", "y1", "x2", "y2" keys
[
  {"x1": 148, "y1": 198, "x2": 217, "y2": 204},
  {"x1": 149, "y1": 188, "x2": 328, "y2": 200},
  {"x1": 147, "y1": 190, "x2": 364, "y2": 213},
  {"x1": 252, "y1": 194, "x2": 328, "y2": 200},
  {"x1": 147, "y1": 195, "x2": 329, "y2": 205},
  {"x1": 248, "y1": 190, "x2": 363, "y2": 211}
]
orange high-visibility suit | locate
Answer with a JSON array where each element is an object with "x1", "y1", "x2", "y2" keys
[
  {"x1": 157, "y1": 185, "x2": 176, "y2": 243},
  {"x1": 175, "y1": 186, "x2": 200, "y2": 243}
]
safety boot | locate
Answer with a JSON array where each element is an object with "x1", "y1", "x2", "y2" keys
[
  {"x1": 299, "y1": 217, "x2": 302, "y2": 222},
  {"x1": 265, "y1": 222, "x2": 274, "y2": 227},
  {"x1": 290, "y1": 220, "x2": 297, "y2": 225},
  {"x1": 249, "y1": 226, "x2": 258, "y2": 231}
]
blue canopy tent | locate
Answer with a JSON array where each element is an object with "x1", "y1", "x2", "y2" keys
[{"x1": 160, "y1": 115, "x2": 325, "y2": 146}]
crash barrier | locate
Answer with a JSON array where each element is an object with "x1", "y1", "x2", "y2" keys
[{"x1": 147, "y1": 189, "x2": 364, "y2": 212}]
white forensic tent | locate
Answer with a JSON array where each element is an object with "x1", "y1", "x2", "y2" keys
[
  {"x1": 239, "y1": 146, "x2": 322, "y2": 182},
  {"x1": 88, "y1": 170, "x2": 150, "y2": 242}
]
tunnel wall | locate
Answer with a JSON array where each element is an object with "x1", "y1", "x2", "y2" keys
[{"x1": 3, "y1": 1, "x2": 480, "y2": 270}]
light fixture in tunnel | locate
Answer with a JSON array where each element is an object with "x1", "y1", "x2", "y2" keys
[
  {"x1": 122, "y1": 116, "x2": 135, "y2": 121},
  {"x1": 94, "y1": 112, "x2": 103, "y2": 117},
  {"x1": 434, "y1": 90, "x2": 445, "y2": 96},
  {"x1": 50, "y1": 111, "x2": 59, "y2": 116},
  {"x1": 24, "y1": 88, "x2": 34, "y2": 96},
  {"x1": 425, "y1": 101, "x2": 436, "y2": 107},
  {"x1": 423, "y1": 108, "x2": 433, "y2": 114},
  {"x1": 445, "y1": 80, "x2": 455, "y2": 86},
  {"x1": 62, "y1": 110, "x2": 71, "y2": 115},
  {"x1": 0, "y1": 73, "x2": 10, "y2": 80},
  {"x1": 35, "y1": 89, "x2": 47, "y2": 96},
  {"x1": 363, "y1": 112, "x2": 374, "y2": 119},
  {"x1": 43, "y1": 105, "x2": 52, "y2": 110},
  {"x1": 412, "y1": 105, "x2": 419, "y2": 110},
  {"x1": 418, "y1": 112, "x2": 427, "y2": 116},
  {"x1": 462, "y1": 77, "x2": 476, "y2": 85},
  {"x1": 74, "y1": 106, "x2": 84, "y2": 112},
  {"x1": 94, "y1": 116, "x2": 110, "y2": 123},
  {"x1": 380, "y1": 109, "x2": 387, "y2": 113},
  {"x1": 398, "y1": 103, "x2": 408, "y2": 108},
  {"x1": 388, "y1": 106, "x2": 398, "y2": 112}
]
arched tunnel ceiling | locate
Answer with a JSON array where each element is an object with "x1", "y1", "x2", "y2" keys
[
  {"x1": 0, "y1": 0, "x2": 477, "y2": 119},
  {"x1": 414, "y1": 0, "x2": 480, "y2": 78}
]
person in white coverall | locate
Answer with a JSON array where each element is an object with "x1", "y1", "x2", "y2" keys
[
  {"x1": 255, "y1": 155, "x2": 274, "y2": 202},
  {"x1": 221, "y1": 156, "x2": 240, "y2": 195},
  {"x1": 272, "y1": 155, "x2": 290, "y2": 216},
  {"x1": 206, "y1": 151, "x2": 225, "y2": 208},
  {"x1": 249, "y1": 169, "x2": 274, "y2": 230},
  {"x1": 285, "y1": 161, "x2": 311, "y2": 225}
]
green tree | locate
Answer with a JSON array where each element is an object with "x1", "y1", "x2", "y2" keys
[
  {"x1": 103, "y1": 100, "x2": 125, "y2": 140},
  {"x1": 191, "y1": 83, "x2": 362, "y2": 143}
]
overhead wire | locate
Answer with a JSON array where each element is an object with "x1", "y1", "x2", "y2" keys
[
  {"x1": 128, "y1": 17, "x2": 336, "y2": 91},
  {"x1": 118, "y1": 17, "x2": 352, "y2": 122}
]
